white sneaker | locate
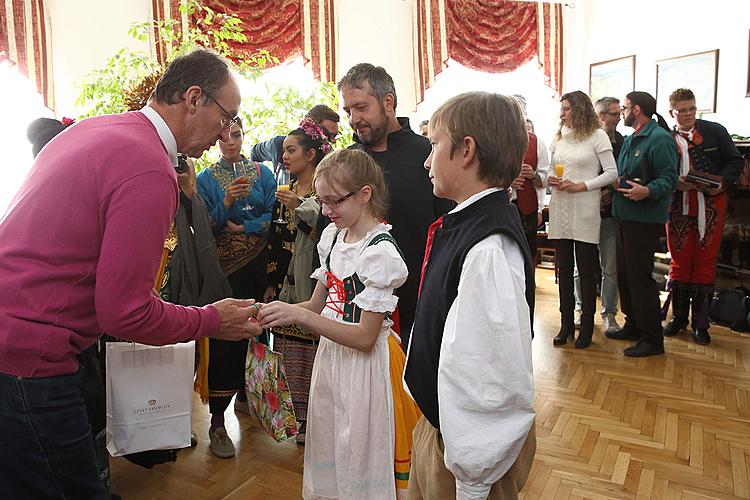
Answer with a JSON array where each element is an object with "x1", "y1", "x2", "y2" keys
[{"x1": 602, "y1": 313, "x2": 620, "y2": 334}]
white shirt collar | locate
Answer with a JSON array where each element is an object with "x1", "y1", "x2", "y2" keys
[
  {"x1": 449, "y1": 187, "x2": 503, "y2": 214},
  {"x1": 140, "y1": 106, "x2": 178, "y2": 166}
]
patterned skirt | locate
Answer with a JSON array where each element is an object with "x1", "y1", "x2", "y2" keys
[{"x1": 273, "y1": 333, "x2": 318, "y2": 424}]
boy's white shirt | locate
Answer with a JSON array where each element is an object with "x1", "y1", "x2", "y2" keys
[{"x1": 405, "y1": 187, "x2": 536, "y2": 500}]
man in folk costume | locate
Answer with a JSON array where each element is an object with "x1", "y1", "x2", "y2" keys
[
  {"x1": 663, "y1": 88, "x2": 744, "y2": 345},
  {"x1": 511, "y1": 95, "x2": 550, "y2": 263}
]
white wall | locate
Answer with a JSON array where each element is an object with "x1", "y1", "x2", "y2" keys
[
  {"x1": 563, "y1": 0, "x2": 750, "y2": 135},
  {"x1": 335, "y1": 0, "x2": 417, "y2": 116},
  {"x1": 46, "y1": 0, "x2": 152, "y2": 117}
]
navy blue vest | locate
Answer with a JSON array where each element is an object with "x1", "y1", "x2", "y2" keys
[{"x1": 404, "y1": 190, "x2": 535, "y2": 429}]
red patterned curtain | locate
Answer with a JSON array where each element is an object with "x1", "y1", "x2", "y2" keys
[
  {"x1": 153, "y1": 0, "x2": 336, "y2": 82},
  {"x1": 414, "y1": 0, "x2": 563, "y2": 105},
  {"x1": 0, "y1": 0, "x2": 53, "y2": 107}
]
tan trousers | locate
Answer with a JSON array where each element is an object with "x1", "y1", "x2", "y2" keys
[{"x1": 407, "y1": 416, "x2": 536, "y2": 500}]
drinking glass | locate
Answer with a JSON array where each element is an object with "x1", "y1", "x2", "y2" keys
[
  {"x1": 233, "y1": 161, "x2": 253, "y2": 213},
  {"x1": 275, "y1": 163, "x2": 291, "y2": 224},
  {"x1": 554, "y1": 163, "x2": 565, "y2": 178}
]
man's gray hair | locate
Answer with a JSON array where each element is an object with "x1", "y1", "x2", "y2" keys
[
  {"x1": 594, "y1": 96, "x2": 620, "y2": 113},
  {"x1": 152, "y1": 49, "x2": 231, "y2": 105},
  {"x1": 337, "y1": 63, "x2": 398, "y2": 112}
]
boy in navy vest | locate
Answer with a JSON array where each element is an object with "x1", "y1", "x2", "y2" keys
[{"x1": 404, "y1": 92, "x2": 536, "y2": 499}]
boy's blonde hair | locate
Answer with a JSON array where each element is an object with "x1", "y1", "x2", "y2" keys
[
  {"x1": 430, "y1": 91, "x2": 528, "y2": 188},
  {"x1": 314, "y1": 149, "x2": 389, "y2": 220}
]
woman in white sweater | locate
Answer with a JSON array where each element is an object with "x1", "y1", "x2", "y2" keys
[{"x1": 548, "y1": 91, "x2": 617, "y2": 348}]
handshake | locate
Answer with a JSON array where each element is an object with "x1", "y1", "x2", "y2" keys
[{"x1": 210, "y1": 299, "x2": 299, "y2": 341}]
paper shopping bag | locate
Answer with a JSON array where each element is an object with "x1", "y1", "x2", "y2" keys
[
  {"x1": 245, "y1": 340, "x2": 298, "y2": 442},
  {"x1": 105, "y1": 341, "x2": 194, "y2": 456}
]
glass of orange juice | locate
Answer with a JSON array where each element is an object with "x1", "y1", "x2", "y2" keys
[
  {"x1": 554, "y1": 163, "x2": 564, "y2": 178},
  {"x1": 275, "y1": 165, "x2": 291, "y2": 223}
]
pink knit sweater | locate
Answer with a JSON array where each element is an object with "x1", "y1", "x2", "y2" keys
[{"x1": 0, "y1": 112, "x2": 220, "y2": 377}]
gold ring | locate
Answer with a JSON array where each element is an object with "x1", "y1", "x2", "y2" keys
[{"x1": 252, "y1": 303, "x2": 262, "y2": 312}]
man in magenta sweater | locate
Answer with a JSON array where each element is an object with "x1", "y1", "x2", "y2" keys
[{"x1": 0, "y1": 49, "x2": 261, "y2": 499}]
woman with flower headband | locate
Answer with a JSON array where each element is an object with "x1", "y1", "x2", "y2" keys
[{"x1": 263, "y1": 118, "x2": 332, "y2": 443}]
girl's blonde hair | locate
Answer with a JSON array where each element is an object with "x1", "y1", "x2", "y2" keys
[{"x1": 313, "y1": 149, "x2": 388, "y2": 220}]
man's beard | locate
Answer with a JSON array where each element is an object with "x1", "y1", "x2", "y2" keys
[
  {"x1": 624, "y1": 113, "x2": 635, "y2": 127},
  {"x1": 356, "y1": 104, "x2": 389, "y2": 147}
]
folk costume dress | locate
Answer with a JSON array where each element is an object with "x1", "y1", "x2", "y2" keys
[
  {"x1": 196, "y1": 157, "x2": 275, "y2": 412},
  {"x1": 303, "y1": 223, "x2": 408, "y2": 500},
  {"x1": 266, "y1": 180, "x2": 321, "y2": 432}
]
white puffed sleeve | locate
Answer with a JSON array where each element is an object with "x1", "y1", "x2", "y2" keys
[
  {"x1": 352, "y1": 239, "x2": 408, "y2": 313},
  {"x1": 310, "y1": 223, "x2": 339, "y2": 284}
]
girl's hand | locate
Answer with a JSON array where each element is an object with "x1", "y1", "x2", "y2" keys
[
  {"x1": 558, "y1": 180, "x2": 586, "y2": 193},
  {"x1": 276, "y1": 189, "x2": 302, "y2": 210},
  {"x1": 257, "y1": 301, "x2": 306, "y2": 329},
  {"x1": 548, "y1": 175, "x2": 561, "y2": 187},
  {"x1": 224, "y1": 220, "x2": 245, "y2": 234}
]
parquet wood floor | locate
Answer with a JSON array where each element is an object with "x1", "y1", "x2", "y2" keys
[{"x1": 110, "y1": 268, "x2": 750, "y2": 499}]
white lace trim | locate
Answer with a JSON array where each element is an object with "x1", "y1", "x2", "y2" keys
[{"x1": 352, "y1": 289, "x2": 399, "y2": 313}]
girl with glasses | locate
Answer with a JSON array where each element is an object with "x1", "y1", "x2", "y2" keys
[{"x1": 258, "y1": 149, "x2": 414, "y2": 499}]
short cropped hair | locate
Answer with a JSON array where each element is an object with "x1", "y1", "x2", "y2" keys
[
  {"x1": 306, "y1": 104, "x2": 340, "y2": 124},
  {"x1": 152, "y1": 49, "x2": 231, "y2": 105},
  {"x1": 314, "y1": 149, "x2": 388, "y2": 220},
  {"x1": 669, "y1": 88, "x2": 695, "y2": 107},
  {"x1": 337, "y1": 63, "x2": 398, "y2": 112},
  {"x1": 594, "y1": 96, "x2": 620, "y2": 113},
  {"x1": 430, "y1": 91, "x2": 528, "y2": 189}
]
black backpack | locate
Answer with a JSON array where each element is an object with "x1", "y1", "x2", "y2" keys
[{"x1": 710, "y1": 287, "x2": 750, "y2": 332}]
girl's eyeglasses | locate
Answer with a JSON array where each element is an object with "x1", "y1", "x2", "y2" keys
[{"x1": 315, "y1": 191, "x2": 355, "y2": 208}]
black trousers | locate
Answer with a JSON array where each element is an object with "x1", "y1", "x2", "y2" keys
[
  {"x1": 616, "y1": 221, "x2": 663, "y2": 344},
  {"x1": 208, "y1": 255, "x2": 268, "y2": 414},
  {"x1": 518, "y1": 210, "x2": 539, "y2": 264},
  {"x1": 554, "y1": 239, "x2": 598, "y2": 330}
]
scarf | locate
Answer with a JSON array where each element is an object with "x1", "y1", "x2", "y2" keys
[
  {"x1": 674, "y1": 130, "x2": 707, "y2": 241},
  {"x1": 170, "y1": 192, "x2": 233, "y2": 403}
]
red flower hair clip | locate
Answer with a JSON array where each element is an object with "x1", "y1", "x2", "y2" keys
[{"x1": 61, "y1": 117, "x2": 76, "y2": 127}]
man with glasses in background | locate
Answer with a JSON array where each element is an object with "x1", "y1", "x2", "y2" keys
[
  {"x1": 662, "y1": 88, "x2": 744, "y2": 345},
  {"x1": 250, "y1": 104, "x2": 340, "y2": 172},
  {"x1": 572, "y1": 97, "x2": 624, "y2": 335}
]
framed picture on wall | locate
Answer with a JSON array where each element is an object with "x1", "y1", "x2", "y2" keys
[
  {"x1": 656, "y1": 50, "x2": 719, "y2": 114},
  {"x1": 589, "y1": 55, "x2": 635, "y2": 103}
]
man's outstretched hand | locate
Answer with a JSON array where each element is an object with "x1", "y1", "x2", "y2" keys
[{"x1": 211, "y1": 298, "x2": 263, "y2": 341}]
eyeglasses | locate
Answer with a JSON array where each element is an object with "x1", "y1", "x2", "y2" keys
[
  {"x1": 600, "y1": 111, "x2": 620, "y2": 116},
  {"x1": 621, "y1": 106, "x2": 631, "y2": 112},
  {"x1": 315, "y1": 191, "x2": 355, "y2": 208},
  {"x1": 672, "y1": 106, "x2": 697, "y2": 116},
  {"x1": 204, "y1": 91, "x2": 239, "y2": 129}
]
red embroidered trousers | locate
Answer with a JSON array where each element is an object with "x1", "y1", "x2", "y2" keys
[{"x1": 667, "y1": 192, "x2": 726, "y2": 284}]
